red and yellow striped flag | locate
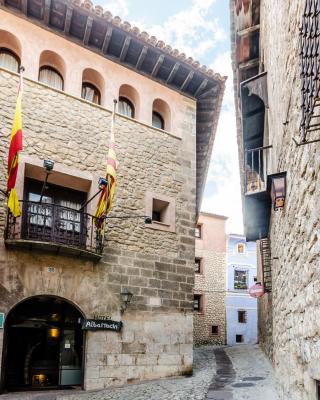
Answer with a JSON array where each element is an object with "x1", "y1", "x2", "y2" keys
[
  {"x1": 94, "y1": 102, "x2": 117, "y2": 227},
  {"x1": 7, "y1": 72, "x2": 23, "y2": 217}
]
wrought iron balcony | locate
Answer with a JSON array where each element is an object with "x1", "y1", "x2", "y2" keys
[
  {"x1": 244, "y1": 145, "x2": 272, "y2": 195},
  {"x1": 4, "y1": 200, "x2": 103, "y2": 260}
]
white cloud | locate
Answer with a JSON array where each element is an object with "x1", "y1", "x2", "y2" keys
[
  {"x1": 211, "y1": 51, "x2": 234, "y2": 110},
  {"x1": 131, "y1": 0, "x2": 224, "y2": 62},
  {"x1": 103, "y1": 0, "x2": 129, "y2": 17},
  {"x1": 201, "y1": 51, "x2": 243, "y2": 234}
]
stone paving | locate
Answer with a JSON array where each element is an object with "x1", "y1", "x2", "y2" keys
[
  {"x1": 0, "y1": 345, "x2": 279, "y2": 400},
  {"x1": 206, "y1": 345, "x2": 279, "y2": 400}
]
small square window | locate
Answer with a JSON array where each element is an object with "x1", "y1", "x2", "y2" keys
[
  {"x1": 195, "y1": 224, "x2": 202, "y2": 238},
  {"x1": 145, "y1": 192, "x2": 175, "y2": 232},
  {"x1": 152, "y1": 198, "x2": 169, "y2": 223},
  {"x1": 236, "y1": 334, "x2": 244, "y2": 343},
  {"x1": 193, "y1": 294, "x2": 202, "y2": 312},
  {"x1": 195, "y1": 257, "x2": 202, "y2": 274},
  {"x1": 238, "y1": 310, "x2": 247, "y2": 323},
  {"x1": 211, "y1": 325, "x2": 219, "y2": 335},
  {"x1": 234, "y1": 270, "x2": 248, "y2": 290},
  {"x1": 236, "y1": 243, "x2": 245, "y2": 254}
]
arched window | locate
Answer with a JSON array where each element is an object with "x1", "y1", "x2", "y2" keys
[
  {"x1": 152, "y1": 111, "x2": 165, "y2": 130},
  {"x1": 0, "y1": 48, "x2": 20, "y2": 72},
  {"x1": 82, "y1": 68, "x2": 104, "y2": 106},
  {"x1": 152, "y1": 98, "x2": 171, "y2": 131},
  {"x1": 118, "y1": 96, "x2": 134, "y2": 118},
  {"x1": 39, "y1": 66, "x2": 64, "y2": 90},
  {"x1": 81, "y1": 82, "x2": 101, "y2": 105}
]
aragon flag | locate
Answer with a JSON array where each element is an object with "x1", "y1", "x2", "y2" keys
[
  {"x1": 7, "y1": 71, "x2": 23, "y2": 218},
  {"x1": 94, "y1": 101, "x2": 117, "y2": 229}
]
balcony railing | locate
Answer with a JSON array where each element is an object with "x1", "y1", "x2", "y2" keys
[
  {"x1": 244, "y1": 145, "x2": 272, "y2": 194},
  {"x1": 4, "y1": 200, "x2": 104, "y2": 259}
]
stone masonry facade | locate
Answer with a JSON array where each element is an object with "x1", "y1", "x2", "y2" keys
[
  {"x1": 231, "y1": 0, "x2": 320, "y2": 398},
  {"x1": 0, "y1": 67, "x2": 196, "y2": 389},
  {"x1": 194, "y1": 213, "x2": 227, "y2": 346}
]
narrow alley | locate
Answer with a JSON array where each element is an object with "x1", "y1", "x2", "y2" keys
[{"x1": 0, "y1": 345, "x2": 278, "y2": 400}]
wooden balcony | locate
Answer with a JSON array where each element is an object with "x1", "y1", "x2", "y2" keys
[{"x1": 4, "y1": 200, "x2": 103, "y2": 260}]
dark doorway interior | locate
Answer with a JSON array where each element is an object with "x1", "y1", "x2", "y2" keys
[{"x1": 3, "y1": 296, "x2": 84, "y2": 391}]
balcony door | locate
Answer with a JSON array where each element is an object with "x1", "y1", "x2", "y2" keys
[{"x1": 23, "y1": 179, "x2": 87, "y2": 247}]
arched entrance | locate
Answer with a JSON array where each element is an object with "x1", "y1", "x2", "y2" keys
[{"x1": 2, "y1": 295, "x2": 85, "y2": 391}]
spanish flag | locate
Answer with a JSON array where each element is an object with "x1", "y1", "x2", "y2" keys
[
  {"x1": 94, "y1": 101, "x2": 117, "y2": 228},
  {"x1": 7, "y1": 72, "x2": 23, "y2": 218}
]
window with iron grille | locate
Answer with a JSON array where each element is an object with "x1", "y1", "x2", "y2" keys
[
  {"x1": 194, "y1": 258, "x2": 202, "y2": 274},
  {"x1": 236, "y1": 334, "x2": 244, "y2": 343},
  {"x1": 195, "y1": 224, "x2": 202, "y2": 238},
  {"x1": 234, "y1": 270, "x2": 248, "y2": 290},
  {"x1": 238, "y1": 310, "x2": 247, "y2": 323},
  {"x1": 193, "y1": 294, "x2": 202, "y2": 312},
  {"x1": 300, "y1": 1, "x2": 320, "y2": 143},
  {"x1": 211, "y1": 325, "x2": 219, "y2": 335}
]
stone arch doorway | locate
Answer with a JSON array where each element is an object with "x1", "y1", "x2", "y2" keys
[{"x1": 2, "y1": 295, "x2": 85, "y2": 391}]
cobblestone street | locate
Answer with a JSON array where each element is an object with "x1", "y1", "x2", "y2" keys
[{"x1": 0, "y1": 345, "x2": 278, "y2": 400}]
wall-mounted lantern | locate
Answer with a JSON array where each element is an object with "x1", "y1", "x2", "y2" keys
[
  {"x1": 43, "y1": 159, "x2": 55, "y2": 171},
  {"x1": 120, "y1": 288, "x2": 133, "y2": 313},
  {"x1": 268, "y1": 172, "x2": 287, "y2": 211},
  {"x1": 40, "y1": 159, "x2": 55, "y2": 203}
]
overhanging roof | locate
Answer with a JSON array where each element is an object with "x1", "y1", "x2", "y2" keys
[{"x1": 0, "y1": 0, "x2": 226, "y2": 213}]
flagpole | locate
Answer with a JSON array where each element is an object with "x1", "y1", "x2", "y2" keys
[
  {"x1": 105, "y1": 99, "x2": 117, "y2": 213},
  {"x1": 18, "y1": 66, "x2": 25, "y2": 93},
  {"x1": 111, "y1": 99, "x2": 117, "y2": 142}
]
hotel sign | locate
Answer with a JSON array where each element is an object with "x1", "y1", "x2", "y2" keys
[{"x1": 82, "y1": 319, "x2": 122, "y2": 332}]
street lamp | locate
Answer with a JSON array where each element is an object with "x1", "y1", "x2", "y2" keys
[
  {"x1": 120, "y1": 288, "x2": 133, "y2": 313},
  {"x1": 269, "y1": 172, "x2": 287, "y2": 211}
]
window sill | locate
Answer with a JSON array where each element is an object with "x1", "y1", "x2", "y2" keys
[
  {"x1": 152, "y1": 221, "x2": 170, "y2": 227},
  {"x1": 145, "y1": 220, "x2": 175, "y2": 233}
]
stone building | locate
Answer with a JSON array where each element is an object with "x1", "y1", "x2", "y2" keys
[
  {"x1": 0, "y1": 0, "x2": 225, "y2": 392},
  {"x1": 226, "y1": 234, "x2": 257, "y2": 346},
  {"x1": 231, "y1": 0, "x2": 320, "y2": 398},
  {"x1": 194, "y1": 212, "x2": 227, "y2": 346}
]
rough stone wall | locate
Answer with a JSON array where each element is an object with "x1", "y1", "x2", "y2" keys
[
  {"x1": 194, "y1": 229, "x2": 226, "y2": 346},
  {"x1": 259, "y1": 1, "x2": 320, "y2": 398},
  {"x1": 0, "y1": 68, "x2": 197, "y2": 389}
]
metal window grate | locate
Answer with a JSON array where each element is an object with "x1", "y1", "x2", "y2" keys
[
  {"x1": 260, "y1": 238, "x2": 272, "y2": 292},
  {"x1": 300, "y1": 0, "x2": 320, "y2": 142}
]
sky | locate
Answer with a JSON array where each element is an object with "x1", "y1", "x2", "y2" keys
[{"x1": 101, "y1": 0, "x2": 243, "y2": 234}]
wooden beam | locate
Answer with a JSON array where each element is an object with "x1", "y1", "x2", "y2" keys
[
  {"x1": 198, "y1": 86, "x2": 215, "y2": 99},
  {"x1": 194, "y1": 79, "x2": 208, "y2": 97},
  {"x1": 136, "y1": 46, "x2": 148, "y2": 69},
  {"x1": 102, "y1": 25, "x2": 113, "y2": 54},
  {"x1": 166, "y1": 62, "x2": 180, "y2": 84},
  {"x1": 43, "y1": 0, "x2": 51, "y2": 25},
  {"x1": 151, "y1": 54, "x2": 165, "y2": 77},
  {"x1": 21, "y1": 0, "x2": 28, "y2": 15},
  {"x1": 64, "y1": 7, "x2": 73, "y2": 34},
  {"x1": 180, "y1": 70, "x2": 194, "y2": 91},
  {"x1": 83, "y1": 16, "x2": 93, "y2": 46},
  {"x1": 119, "y1": 36, "x2": 131, "y2": 62}
]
